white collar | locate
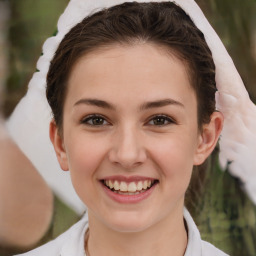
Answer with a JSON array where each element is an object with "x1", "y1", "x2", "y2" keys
[
  {"x1": 184, "y1": 208, "x2": 202, "y2": 256},
  {"x1": 59, "y1": 209, "x2": 204, "y2": 256},
  {"x1": 59, "y1": 214, "x2": 88, "y2": 256}
]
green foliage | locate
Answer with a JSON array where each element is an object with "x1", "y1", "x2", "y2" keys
[
  {"x1": 187, "y1": 151, "x2": 256, "y2": 256},
  {"x1": 4, "y1": 0, "x2": 69, "y2": 116},
  {"x1": 197, "y1": 0, "x2": 256, "y2": 103}
]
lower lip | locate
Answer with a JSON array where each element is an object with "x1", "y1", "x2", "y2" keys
[{"x1": 101, "y1": 182, "x2": 157, "y2": 204}]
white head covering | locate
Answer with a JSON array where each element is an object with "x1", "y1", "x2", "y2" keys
[{"x1": 6, "y1": 0, "x2": 256, "y2": 212}]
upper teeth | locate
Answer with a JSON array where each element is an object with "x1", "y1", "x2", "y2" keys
[{"x1": 104, "y1": 180, "x2": 153, "y2": 192}]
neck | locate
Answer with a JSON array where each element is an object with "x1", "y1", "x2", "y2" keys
[{"x1": 86, "y1": 206, "x2": 187, "y2": 256}]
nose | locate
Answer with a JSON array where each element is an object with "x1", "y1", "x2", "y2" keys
[{"x1": 108, "y1": 126, "x2": 147, "y2": 169}]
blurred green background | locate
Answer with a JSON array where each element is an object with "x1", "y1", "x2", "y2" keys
[
  {"x1": 1, "y1": 0, "x2": 69, "y2": 116},
  {"x1": 1, "y1": 0, "x2": 256, "y2": 116}
]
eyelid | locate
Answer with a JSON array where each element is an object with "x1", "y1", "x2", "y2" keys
[
  {"x1": 146, "y1": 114, "x2": 177, "y2": 126},
  {"x1": 80, "y1": 114, "x2": 111, "y2": 126}
]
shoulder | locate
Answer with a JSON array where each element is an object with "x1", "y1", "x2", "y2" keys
[
  {"x1": 15, "y1": 235, "x2": 67, "y2": 256},
  {"x1": 14, "y1": 214, "x2": 88, "y2": 256},
  {"x1": 201, "y1": 240, "x2": 229, "y2": 256}
]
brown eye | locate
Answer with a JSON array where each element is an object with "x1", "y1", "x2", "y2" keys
[
  {"x1": 82, "y1": 115, "x2": 109, "y2": 126},
  {"x1": 148, "y1": 115, "x2": 175, "y2": 126}
]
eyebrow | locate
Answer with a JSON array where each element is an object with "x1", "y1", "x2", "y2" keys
[
  {"x1": 74, "y1": 98, "x2": 115, "y2": 110},
  {"x1": 74, "y1": 98, "x2": 184, "y2": 110},
  {"x1": 139, "y1": 98, "x2": 184, "y2": 111}
]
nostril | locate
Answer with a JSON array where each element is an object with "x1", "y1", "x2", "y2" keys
[{"x1": 108, "y1": 138, "x2": 147, "y2": 168}]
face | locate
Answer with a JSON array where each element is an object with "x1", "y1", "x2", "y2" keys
[{"x1": 50, "y1": 43, "x2": 221, "y2": 233}]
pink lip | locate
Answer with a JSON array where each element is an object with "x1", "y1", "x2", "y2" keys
[{"x1": 100, "y1": 180, "x2": 158, "y2": 204}]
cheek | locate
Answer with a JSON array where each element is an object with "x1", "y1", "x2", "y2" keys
[
  {"x1": 150, "y1": 133, "x2": 197, "y2": 190},
  {"x1": 65, "y1": 135, "x2": 107, "y2": 186},
  {"x1": 64, "y1": 135, "x2": 109, "y2": 206}
]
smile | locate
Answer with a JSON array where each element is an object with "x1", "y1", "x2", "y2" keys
[{"x1": 102, "y1": 179, "x2": 158, "y2": 195}]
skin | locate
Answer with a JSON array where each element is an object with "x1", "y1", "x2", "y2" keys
[
  {"x1": 0, "y1": 119, "x2": 53, "y2": 248},
  {"x1": 50, "y1": 43, "x2": 223, "y2": 256}
]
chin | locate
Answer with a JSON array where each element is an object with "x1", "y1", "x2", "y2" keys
[
  {"x1": 108, "y1": 220, "x2": 151, "y2": 233},
  {"x1": 100, "y1": 210, "x2": 157, "y2": 233}
]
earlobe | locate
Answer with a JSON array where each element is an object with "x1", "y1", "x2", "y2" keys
[
  {"x1": 193, "y1": 111, "x2": 224, "y2": 165},
  {"x1": 49, "y1": 120, "x2": 69, "y2": 171}
]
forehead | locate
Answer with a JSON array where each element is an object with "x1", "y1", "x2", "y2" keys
[{"x1": 66, "y1": 43, "x2": 197, "y2": 110}]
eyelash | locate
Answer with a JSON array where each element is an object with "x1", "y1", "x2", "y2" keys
[
  {"x1": 146, "y1": 115, "x2": 176, "y2": 126},
  {"x1": 81, "y1": 114, "x2": 110, "y2": 126},
  {"x1": 81, "y1": 114, "x2": 176, "y2": 127}
]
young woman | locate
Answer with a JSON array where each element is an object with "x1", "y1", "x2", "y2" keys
[{"x1": 12, "y1": 0, "x2": 256, "y2": 255}]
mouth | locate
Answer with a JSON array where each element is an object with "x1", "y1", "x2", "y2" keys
[{"x1": 101, "y1": 179, "x2": 159, "y2": 195}]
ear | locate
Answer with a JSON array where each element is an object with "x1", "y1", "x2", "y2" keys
[
  {"x1": 49, "y1": 120, "x2": 69, "y2": 171},
  {"x1": 193, "y1": 111, "x2": 224, "y2": 165}
]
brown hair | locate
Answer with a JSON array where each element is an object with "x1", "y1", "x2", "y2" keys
[{"x1": 46, "y1": 2, "x2": 216, "y2": 130}]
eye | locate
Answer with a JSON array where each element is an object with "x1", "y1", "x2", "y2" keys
[
  {"x1": 147, "y1": 115, "x2": 175, "y2": 126},
  {"x1": 81, "y1": 115, "x2": 110, "y2": 126}
]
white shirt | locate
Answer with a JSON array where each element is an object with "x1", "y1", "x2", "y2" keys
[{"x1": 16, "y1": 209, "x2": 228, "y2": 256}]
